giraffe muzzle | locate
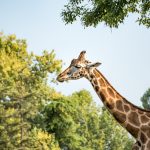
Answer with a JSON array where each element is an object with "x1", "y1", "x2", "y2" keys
[{"x1": 56, "y1": 74, "x2": 65, "y2": 82}]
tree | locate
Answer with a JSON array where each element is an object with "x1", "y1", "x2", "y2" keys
[
  {"x1": 0, "y1": 33, "x2": 62, "y2": 149},
  {"x1": 25, "y1": 128, "x2": 60, "y2": 150},
  {"x1": 35, "y1": 90, "x2": 133, "y2": 150},
  {"x1": 61, "y1": 0, "x2": 150, "y2": 28},
  {"x1": 141, "y1": 88, "x2": 150, "y2": 110},
  {"x1": 0, "y1": 33, "x2": 134, "y2": 149}
]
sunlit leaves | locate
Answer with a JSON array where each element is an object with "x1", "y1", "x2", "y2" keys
[
  {"x1": 0, "y1": 33, "x2": 62, "y2": 149},
  {"x1": 0, "y1": 107, "x2": 21, "y2": 149},
  {"x1": 26, "y1": 128, "x2": 60, "y2": 150},
  {"x1": 36, "y1": 90, "x2": 133, "y2": 150}
]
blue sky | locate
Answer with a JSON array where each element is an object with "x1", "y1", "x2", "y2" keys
[{"x1": 0, "y1": 0, "x2": 150, "y2": 106}]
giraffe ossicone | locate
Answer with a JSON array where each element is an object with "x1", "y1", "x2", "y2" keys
[{"x1": 57, "y1": 51, "x2": 150, "y2": 150}]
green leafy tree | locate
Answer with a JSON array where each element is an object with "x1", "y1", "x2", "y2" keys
[
  {"x1": 0, "y1": 33, "x2": 62, "y2": 149},
  {"x1": 35, "y1": 90, "x2": 133, "y2": 150},
  {"x1": 0, "y1": 33, "x2": 134, "y2": 149},
  {"x1": 0, "y1": 106, "x2": 21, "y2": 149},
  {"x1": 141, "y1": 88, "x2": 150, "y2": 110},
  {"x1": 25, "y1": 127, "x2": 60, "y2": 150},
  {"x1": 62, "y1": 0, "x2": 150, "y2": 28}
]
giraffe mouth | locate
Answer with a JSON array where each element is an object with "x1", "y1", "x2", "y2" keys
[
  {"x1": 57, "y1": 78, "x2": 64, "y2": 82},
  {"x1": 58, "y1": 79, "x2": 64, "y2": 82},
  {"x1": 56, "y1": 75, "x2": 65, "y2": 82}
]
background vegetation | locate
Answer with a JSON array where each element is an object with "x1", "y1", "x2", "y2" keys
[
  {"x1": 141, "y1": 88, "x2": 150, "y2": 110},
  {"x1": 0, "y1": 34, "x2": 135, "y2": 149},
  {"x1": 62, "y1": 0, "x2": 150, "y2": 28}
]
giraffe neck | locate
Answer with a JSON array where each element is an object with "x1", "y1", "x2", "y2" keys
[
  {"x1": 85, "y1": 68, "x2": 147, "y2": 139},
  {"x1": 86, "y1": 68, "x2": 125, "y2": 112}
]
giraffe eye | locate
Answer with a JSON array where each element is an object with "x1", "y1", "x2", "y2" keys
[
  {"x1": 67, "y1": 71, "x2": 71, "y2": 75},
  {"x1": 75, "y1": 65, "x2": 81, "y2": 68}
]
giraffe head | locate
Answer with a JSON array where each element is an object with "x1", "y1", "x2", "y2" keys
[{"x1": 57, "y1": 51, "x2": 101, "y2": 82}]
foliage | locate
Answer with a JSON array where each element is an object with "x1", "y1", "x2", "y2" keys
[
  {"x1": 61, "y1": 0, "x2": 150, "y2": 28},
  {"x1": 0, "y1": 106, "x2": 20, "y2": 149},
  {"x1": 25, "y1": 128, "x2": 60, "y2": 150},
  {"x1": 0, "y1": 33, "x2": 134, "y2": 149},
  {"x1": 35, "y1": 90, "x2": 134, "y2": 150},
  {"x1": 141, "y1": 88, "x2": 150, "y2": 110},
  {"x1": 0, "y1": 33, "x2": 62, "y2": 149}
]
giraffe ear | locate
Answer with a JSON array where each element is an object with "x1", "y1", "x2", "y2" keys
[
  {"x1": 78, "y1": 51, "x2": 86, "y2": 61},
  {"x1": 86, "y1": 62, "x2": 101, "y2": 68}
]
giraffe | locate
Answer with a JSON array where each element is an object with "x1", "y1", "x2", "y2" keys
[{"x1": 57, "y1": 51, "x2": 150, "y2": 150}]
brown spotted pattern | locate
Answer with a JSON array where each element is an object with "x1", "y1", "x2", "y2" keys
[
  {"x1": 57, "y1": 51, "x2": 150, "y2": 150},
  {"x1": 88, "y1": 69, "x2": 150, "y2": 150}
]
